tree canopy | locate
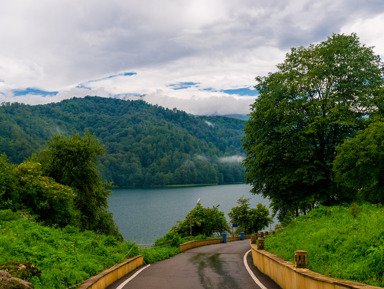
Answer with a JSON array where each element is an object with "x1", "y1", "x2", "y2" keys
[
  {"x1": 242, "y1": 33, "x2": 384, "y2": 221},
  {"x1": 170, "y1": 203, "x2": 228, "y2": 237},
  {"x1": 228, "y1": 197, "x2": 272, "y2": 234},
  {"x1": 38, "y1": 131, "x2": 121, "y2": 239}
]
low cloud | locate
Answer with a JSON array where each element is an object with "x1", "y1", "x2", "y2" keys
[
  {"x1": 195, "y1": 155, "x2": 210, "y2": 162},
  {"x1": 219, "y1": 156, "x2": 245, "y2": 163}
]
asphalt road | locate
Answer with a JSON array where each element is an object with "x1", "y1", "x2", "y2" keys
[{"x1": 107, "y1": 240, "x2": 281, "y2": 289}]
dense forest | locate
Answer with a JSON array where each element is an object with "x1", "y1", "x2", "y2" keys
[{"x1": 0, "y1": 96, "x2": 246, "y2": 187}]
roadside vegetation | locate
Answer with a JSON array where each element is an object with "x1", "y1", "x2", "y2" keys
[
  {"x1": 0, "y1": 208, "x2": 221, "y2": 288},
  {"x1": 1, "y1": 203, "x2": 268, "y2": 288},
  {"x1": 265, "y1": 204, "x2": 384, "y2": 287},
  {"x1": 0, "y1": 127, "x2": 272, "y2": 289},
  {"x1": 0, "y1": 210, "x2": 138, "y2": 289}
]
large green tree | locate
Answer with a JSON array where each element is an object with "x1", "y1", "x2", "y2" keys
[
  {"x1": 243, "y1": 33, "x2": 384, "y2": 221},
  {"x1": 39, "y1": 130, "x2": 122, "y2": 239}
]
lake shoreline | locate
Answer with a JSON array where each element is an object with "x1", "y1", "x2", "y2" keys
[{"x1": 109, "y1": 184, "x2": 271, "y2": 244}]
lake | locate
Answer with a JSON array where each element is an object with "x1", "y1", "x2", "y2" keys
[{"x1": 109, "y1": 184, "x2": 272, "y2": 245}]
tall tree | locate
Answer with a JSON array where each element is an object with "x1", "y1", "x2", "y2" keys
[
  {"x1": 243, "y1": 33, "x2": 384, "y2": 221},
  {"x1": 39, "y1": 130, "x2": 122, "y2": 239}
]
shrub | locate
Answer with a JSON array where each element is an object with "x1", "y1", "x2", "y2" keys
[{"x1": 14, "y1": 162, "x2": 76, "y2": 227}]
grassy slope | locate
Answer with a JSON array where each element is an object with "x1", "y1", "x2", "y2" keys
[
  {"x1": 265, "y1": 204, "x2": 384, "y2": 287},
  {"x1": 0, "y1": 210, "x2": 180, "y2": 289}
]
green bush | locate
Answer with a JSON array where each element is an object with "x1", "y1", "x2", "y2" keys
[
  {"x1": 170, "y1": 203, "x2": 228, "y2": 237},
  {"x1": 0, "y1": 154, "x2": 18, "y2": 210},
  {"x1": 14, "y1": 161, "x2": 76, "y2": 227},
  {"x1": 139, "y1": 246, "x2": 180, "y2": 264},
  {"x1": 154, "y1": 231, "x2": 181, "y2": 247}
]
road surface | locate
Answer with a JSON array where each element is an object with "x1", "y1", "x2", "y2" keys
[{"x1": 107, "y1": 239, "x2": 280, "y2": 289}]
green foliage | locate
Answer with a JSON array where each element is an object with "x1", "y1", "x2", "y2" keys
[
  {"x1": 243, "y1": 33, "x2": 384, "y2": 221},
  {"x1": 154, "y1": 231, "x2": 182, "y2": 247},
  {"x1": 171, "y1": 203, "x2": 229, "y2": 237},
  {"x1": 139, "y1": 246, "x2": 181, "y2": 264},
  {"x1": 38, "y1": 131, "x2": 122, "y2": 240},
  {"x1": 349, "y1": 202, "x2": 363, "y2": 218},
  {"x1": 333, "y1": 120, "x2": 384, "y2": 203},
  {"x1": 13, "y1": 161, "x2": 76, "y2": 227},
  {"x1": 0, "y1": 210, "x2": 138, "y2": 289},
  {"x1": 228, "y1": 197, "x2": 272, "y2": 234},
  {"x1": 0, "y1": 154, "x2": 18, "y2": 209},
  {"x1": 265, "y1": 204, "x2": 384, "y2": 287}
]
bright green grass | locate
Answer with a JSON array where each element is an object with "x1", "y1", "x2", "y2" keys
[
  {"x1": 265, "y1": 204, "x2": 384, "y2": 287},
  {"x1": 0, "y1": 210, "x2": 181, "y2": 289}
]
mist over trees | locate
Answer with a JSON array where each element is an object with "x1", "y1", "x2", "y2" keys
[{"x1": 0, "y1": 96, "x2": 246, "y2": 187}]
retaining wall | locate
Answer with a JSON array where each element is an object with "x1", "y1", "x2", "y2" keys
[
  {"x1": 251, "y1": 243, "x2": 381, "y2": 289},
  {"x1": 77, "y1": 255, "x2": 143, "y2": 289},
  {"x1": 179, "y1": 235, "x2": 250, "y2": 252}
]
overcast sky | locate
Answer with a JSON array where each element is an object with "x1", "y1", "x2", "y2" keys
[{"x1": 0, "y1": 0, "x2": 384, "y2": 115}]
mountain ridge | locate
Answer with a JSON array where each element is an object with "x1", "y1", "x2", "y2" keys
[{"x1": 0, "y1": 96, "x2": 246, "y2": 187}]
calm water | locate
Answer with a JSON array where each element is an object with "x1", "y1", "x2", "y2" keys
[{"x1": 109, "y1": 184, "x2": 271, "y2": 245}]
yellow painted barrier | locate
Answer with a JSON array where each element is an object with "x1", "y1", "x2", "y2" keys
[
  {"x1": 77, "y1": 255, "x2": 144, "y2": 289},
  {"x1": 179, "y1": 238, "x2": 222, "y2": 251},
  {"x1": 179, "y1": 234, "x2": 251, "y2": 252},
  {"x1": 251, "y1": 243, "x2": 381, "y2": 289}
]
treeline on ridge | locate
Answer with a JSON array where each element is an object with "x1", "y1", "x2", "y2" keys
[{"x1": 0, "y1": 96, "x2": 246, "y2": 187}]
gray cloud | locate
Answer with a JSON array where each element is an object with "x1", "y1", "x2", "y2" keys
[{"x1": 0, "y1": 0, "x2": 383, "y2": 114}]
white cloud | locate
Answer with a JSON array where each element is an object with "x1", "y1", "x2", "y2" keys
[
  {"x1": 341, "y1": 13, "x2": 384, "y2": 58},
  {"x1": 0, "y1": 0, "x2": 383, "y2": 114}
]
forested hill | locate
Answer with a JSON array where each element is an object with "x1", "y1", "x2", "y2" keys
[{"x1": 0, "y1": 96, "x2": 246, "y2": 187}]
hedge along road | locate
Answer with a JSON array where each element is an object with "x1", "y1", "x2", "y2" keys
[{"x1": 107, "y1": 239, "x2": 280, "y2": 289}]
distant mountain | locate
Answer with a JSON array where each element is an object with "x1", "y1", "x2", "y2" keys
[{"x1": 0, "y1": 96, "x2": 246, "y2": 187}]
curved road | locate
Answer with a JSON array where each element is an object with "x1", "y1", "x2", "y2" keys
[{"x1": 107, "y1": 240, "x2": 280, "y2": 289}]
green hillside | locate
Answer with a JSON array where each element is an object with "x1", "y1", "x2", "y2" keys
[
  {"x1": 0, "y1": 96, "x2": 246, "y2": 187},
  {"x1": 265, "y1": 204, "x2": 384, "y2": 287},
  {"x1": 0, "y1": 209, "x2": 183, "y2": 289}
]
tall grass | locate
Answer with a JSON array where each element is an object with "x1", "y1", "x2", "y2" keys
[
  {"x1": 0, "y1": 209, "x2": 205, "y2": 288},
  {"x1": 0, "y1": 209, "x2": 178, "y2": 288},
  {"x1": 265, "y1": 204, "x2": 384, "y2": 287}
]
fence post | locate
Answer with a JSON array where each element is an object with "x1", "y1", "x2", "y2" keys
[
  {"x1": 257, "y1": 238, "x2": 265, "y2": 250},
  {"x1": 295, "y1": 250, "x2": 308, "y2": 268}
]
